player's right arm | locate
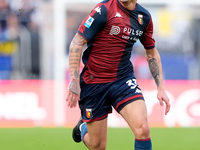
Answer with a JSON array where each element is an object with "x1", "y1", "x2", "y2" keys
[
  {"x1": 67, "y1": 3, "x2": 107, "y2": 108},
  {"x1": 66, "y1": 33, "x2": 87, "y2": 108}
]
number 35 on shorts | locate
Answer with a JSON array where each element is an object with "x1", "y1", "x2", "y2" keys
[
  {"x1": 126, "y1": 78, "x2": 138, "y2": 89},
  {"x1": 126, "y1": 78, "x2": 142, "y2": 93}
]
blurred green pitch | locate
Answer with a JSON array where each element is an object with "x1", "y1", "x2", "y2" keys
[{"x1": 0, "y1": 127, "x2": 199, "y2": 150}]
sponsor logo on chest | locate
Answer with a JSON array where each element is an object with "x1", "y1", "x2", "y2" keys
[
  {"x1": 108, "y1": 12, "x2": 144, "y2": 43},
  {"x1": 109, "y1": 25, "x2": 143, "y2": 43}
]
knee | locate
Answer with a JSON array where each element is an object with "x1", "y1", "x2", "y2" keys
[
  {"x1": 134, "y1": 123, "x2": 150, "y2": 138},
  {"x1": 89, "y1": 140, "x2": 107, "y2": 150}
]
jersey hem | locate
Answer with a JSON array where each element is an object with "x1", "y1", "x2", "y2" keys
[{"x1": 145, "y1": 45, "x2": 155, "y2": 49}]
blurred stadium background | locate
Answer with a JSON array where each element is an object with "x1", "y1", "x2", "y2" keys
[{"x1": 0, "y1": 0, "x2": 200, "y2": 149}]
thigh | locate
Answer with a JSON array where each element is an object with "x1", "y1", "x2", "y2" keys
[
  {"x1": 119, "y1": 100, "x2": 150, "y2": 138},
  {"x1": 85, "y1": 117, "x2": 108, "y2": 148}
]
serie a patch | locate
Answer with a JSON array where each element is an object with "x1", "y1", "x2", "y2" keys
[
  {"x1": 86, "y1": 108, "x2": 93, "y2": 119},
  {"x1": 84, "y1": 16, "x2": 94, "y2": 28}
]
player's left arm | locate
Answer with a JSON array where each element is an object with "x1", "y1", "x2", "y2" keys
[{"x1": 145, "y1": 47, "x2": 171, "y2": 115}]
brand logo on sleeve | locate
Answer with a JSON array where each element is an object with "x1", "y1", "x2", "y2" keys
[
  {"x1": 94, "y1": 6, "x2": 101, "y2": 15},
  {"x1": 84, "y1": 16, "x2": 94, "y2": 28}
]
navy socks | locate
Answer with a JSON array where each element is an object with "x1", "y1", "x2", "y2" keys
[{"x1": 135, "y1": 138, "x2": 152, "y2": 150}]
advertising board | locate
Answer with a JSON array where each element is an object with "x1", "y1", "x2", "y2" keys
[{"x1": 0, "y1": 80, "x2": 199, "y2": 127}]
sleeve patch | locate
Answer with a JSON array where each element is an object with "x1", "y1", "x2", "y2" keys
[{"x1": 84, "y1": 16, "x2": 94, "y2": 28}]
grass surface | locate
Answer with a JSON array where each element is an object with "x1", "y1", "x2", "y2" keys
[{"x1": 0, "y1": 127, "x2": 200, "y2": 150}]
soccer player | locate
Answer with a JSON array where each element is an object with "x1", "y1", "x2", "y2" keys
[{"x1": 66, "y1": 0, "x2": 171, "y2": 150}]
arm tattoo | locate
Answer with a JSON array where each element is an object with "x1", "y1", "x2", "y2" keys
[
  {"x1": 68, "y1": 33, "x2": 86, "y2": 93},
  {"x1": 69, "y1": 34, "x2": 86, "y2": 53},
  {"x1": 75, "y1": 48, "x2": 80, "y2": 53},
  {"x1": 69, "y1": 80, "x2": 80, "y2": 94},
  {"x1": 74, "y1": 70, "x2": 79, "y2": 78},
  {"x1": 148, "y1": 58, "x2": 160, "y2": 87},
  {"x1": 69, "y1": 47, "x2": 81, "y2": 53},
  {"x1": 69, "y1": 69, "x2": 79, "y2": 79},
  {"x1": 72, "y1": 34, "x2": 86, "y2": 46},
  {"x1": 69, "y1": 47, "x2": 73, "y2": 53}
]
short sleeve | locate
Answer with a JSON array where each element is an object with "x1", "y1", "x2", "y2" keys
[
  {"x1": 139, "y1": 17, "x2": 155, "y2": 49},
  {"x1": 78, "y1": 3, "x2": 107, "y2": 41}
]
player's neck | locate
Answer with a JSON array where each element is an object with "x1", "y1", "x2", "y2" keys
[{"x1": 119, "y1": 0, "x2": 137, "y2": 11}]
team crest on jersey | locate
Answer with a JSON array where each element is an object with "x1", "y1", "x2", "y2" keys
[
  {"x1": 86, "y1": 108, "x2": 93, "y2": 119},
  {"x1": 138, "y1": 14, "x2": 143, "y2": 25},
  {"x1": 84, "y1": 16, "x2": 94, "y2": 28}
]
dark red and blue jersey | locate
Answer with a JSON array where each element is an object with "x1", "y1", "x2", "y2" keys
[{"x1": 78, "y1": 0, "x2": 155, "y2": 84}]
